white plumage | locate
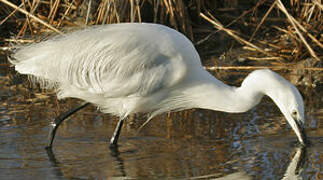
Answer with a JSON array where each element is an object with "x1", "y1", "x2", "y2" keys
[{"x1": 10, "y1": 23, "x2": 307, "y2": 147}]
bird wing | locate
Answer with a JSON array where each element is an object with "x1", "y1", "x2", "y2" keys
[
  {"x1": 58, "y1": 25, "x2": 188, "y2": 98},
  {"x1": 67, "y1": 38, "x2": 174, "y2": 98},
  {"x1": 12, "y1": 24, "x2": 191, "y2": 98}
]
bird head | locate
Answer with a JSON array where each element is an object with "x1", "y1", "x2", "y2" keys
[
  {"x1": 261, "y1": 70, "x2": 307, "y2": 146},
  {"x1": 278, "y1": 86, "x2": 307, "y2": 146}
]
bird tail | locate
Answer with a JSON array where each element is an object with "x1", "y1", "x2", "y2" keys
[{"x1": 9, "y1": 43, "x2": 59, "y2": 89}]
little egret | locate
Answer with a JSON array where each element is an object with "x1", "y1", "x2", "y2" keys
[{"x1": 10, "y1": 23, "x2": 307, "y2": 148}]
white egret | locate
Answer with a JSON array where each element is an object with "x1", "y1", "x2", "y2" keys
[{"x1": 9, "y1": 23, "x2": 307, "y2": 148}]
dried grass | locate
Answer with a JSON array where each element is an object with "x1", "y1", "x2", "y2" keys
[
  {"x1": 0, "y1": 0, "x2": 321, "y2": 69},
  {"x1": 205, "y1": 65, "x2": 323, "y2": 71},
  {"x1": 0, "y1": 0, "x2": 63, "y2": 35},
  {"x1": 1, "y1": 0, "x2": 194, "y2": 37}
]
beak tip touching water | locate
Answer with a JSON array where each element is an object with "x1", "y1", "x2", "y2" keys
[{"x1": 295, "y1": 118, "x2": 308, "y2": 147}]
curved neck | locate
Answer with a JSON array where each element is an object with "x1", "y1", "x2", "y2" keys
[{"x1": 185, "y1": 71, "x2": 265, "y2": 113}]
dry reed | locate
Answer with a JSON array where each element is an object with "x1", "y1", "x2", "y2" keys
[{"x1": 0, "y1": 0, "x2": 321, "y2": 71}]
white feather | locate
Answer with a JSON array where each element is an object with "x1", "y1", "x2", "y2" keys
[{"x1": 10, "y1": 23, "x2": 306, "y2": 144}]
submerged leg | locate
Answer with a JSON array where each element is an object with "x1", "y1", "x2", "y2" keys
[
  {"x1": 109, "y1": 117, "x2": 126, "y2": 148},
  {"x1": 45, "y1": 102, "x2": 90, "y2": 149}
]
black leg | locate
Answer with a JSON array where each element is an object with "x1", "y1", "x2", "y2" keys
[
  {"x1": 45, "y1": 102, "x2": 90, "y2": 149},
  {"x1": 109, "y1": 117, "x2": 125, "y2": 148}
]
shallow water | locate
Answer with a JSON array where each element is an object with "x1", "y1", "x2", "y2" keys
[{"x1": 0, "y1": 64, "x2": 322, "y2": 179}]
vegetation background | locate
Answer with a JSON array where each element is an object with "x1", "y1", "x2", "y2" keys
[{"x1": 0, "y1": 0, "x2": 322, "y2": 87}]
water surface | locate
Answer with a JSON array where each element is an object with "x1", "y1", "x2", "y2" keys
[{"x1": 0, "y1": 64, "x2": 322, "y2": 179}]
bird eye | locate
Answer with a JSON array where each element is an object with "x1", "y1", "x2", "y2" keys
[{"x1": 292, "y1": 110, "x2": 298, "y2": 117}]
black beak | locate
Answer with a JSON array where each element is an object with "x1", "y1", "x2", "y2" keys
[{"x1": 295, "y1": 119, "x2": 308, "y2": 146}]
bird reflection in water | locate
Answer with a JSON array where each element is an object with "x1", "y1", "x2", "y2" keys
[{"x1": 45, "y1": 146, "x2": 307, "y2": 179}]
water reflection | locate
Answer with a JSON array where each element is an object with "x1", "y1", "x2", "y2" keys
[
  {"x1": 44, "y1": 142, "x2": 308, "y2": 179},
  {"x1": 282, "y1": 147, "x2": 306, "y2": 180},
  {"x1": 213, "y1": 146, "x2": 306, "y2": 180},
  {"x1": 46, "y1": 148, "x2": 65, "y2": 179}
]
